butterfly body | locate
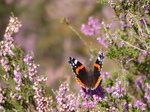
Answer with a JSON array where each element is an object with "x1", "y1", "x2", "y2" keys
[{"x1": 68, "y1": 53, "x2": 104, "y2": 90}]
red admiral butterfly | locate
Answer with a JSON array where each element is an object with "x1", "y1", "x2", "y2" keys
[{"x1": 68, "y1": 53, "x2": 104, "y2": 90}]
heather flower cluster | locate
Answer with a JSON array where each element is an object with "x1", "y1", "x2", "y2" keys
[
  {"x1": 97, "y1": 37, "x2": 108, "y2": 48},
  {"x1": 0, "y1": 33, "x2": 17, "y2": 72},
  {"x1": 134, "y1": 100, "x2": 146, "y2": 111},
  {"x1": 0, "y1": 88, "x2": 5, "y2": 110},
  {"x1": 102, "y1": 72, "x2": 112, "y2": 80},
  {"x1": 81, "y1": 17, "x2": 110, "y2": 48},
  {"x1": 54, "y1": 83, "x2": 105, "y2": 111},
  {"x1": 0, "y1": 15, "x2": 53, "y2": 112},
  {"x1": 81, "y1": 85, "x2": 105, "y2": 99},
  {"x1": 55, "y1": 83, "x2": 76, "y2": 112},
  {"x1": 112, "y1": 83, "x2": 125, "y2": 99},
  {"x1": 79, "y1": 86, "x2": 105, "y2": 111},
  {"x1": 13, "y1": 70, "x2": 22, "y2": 91},
  {"x1": 33, "y1": 76, "x2": 53, "y2": 112},
  {"x1": 81, "y1": 16, "x2": 100, "y2": 36},
  {"x1": 135, "y1": 77, "x2": 150, "y2": 103},
  {"x1": 23, "y1": 54, "x2": 53, "y2": 111},
  {"x1": 23, "y1": 54, "x2": 39, "y2": 81},
  {"x1": 5, "y1": 16, "x2": 22, "y2": 36}
]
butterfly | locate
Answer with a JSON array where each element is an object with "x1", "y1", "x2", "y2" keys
[{"x1": 68, "y1": 53, "x2": 104, "y2": 90}]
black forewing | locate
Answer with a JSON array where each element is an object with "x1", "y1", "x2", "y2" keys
[
  {"x1": 68, "y1": 57, "x2": 88, "y2": 87},
  {"x1": 68, "y1": 57, "x2": 82, "y2": 75}
]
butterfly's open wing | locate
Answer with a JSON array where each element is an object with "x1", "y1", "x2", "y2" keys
[
  {"x1": 68, "y1": 57, "x2": 88, "y2": 89},
  {"x1": 92, "y1": 53, "x2": 104, "y2": 89}
]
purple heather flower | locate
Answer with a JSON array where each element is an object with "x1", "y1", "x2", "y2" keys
[
  {"x1": 23, "y1": 54, "x2": 34, "y2": 64},
  {"x1": 147, "y1": 84, "x2": 150, "y2": 89},
  {"x1": 81, "y1": 85, "x2": 106, "y2": 98},
  {"x1": 5, "y1": 16, "x2": 22, "y2": 35},
  {"x1": 0, "y1": 88, "x2": 5, "y2": 104},
  {"x1": 14, "y1": 70, "x2": 21, "y2": 77},
  {"x1": 123, "y1": 102, "x2": 132, "y2": 111},
  {"x1": 81, "y1": 16, "x2": 100, "y2": 36},
  {"x1": 81, "y1": 24, "x2": 95, "y2": 36},
  {"x1": 143, "y1": 83, "x2": 150, "y2": 102},
  {"x1": 108, "y1": 81, "x2": 126, "y2": 98},
  {"x1": 0, "y1": 57, "x2": 8, "y2": 67},
  {"x1": 134, "y1": 100, "x2": 146, "y2": 111},
  {"x1": 102, "y1": 72, "x2": 112, "y2": 80},
  {"x1": 113, "y1": 31, "x2": 119, "y2": 40},
  {"x1": 144, "y1": 94, "x2": 150, "y2": 102},
  {"x1": 120, "y1": 21, "x2": 124, "y2": 25},
  {"x1": 13, "y1": 77, "x2": 22, "y2": 84},
  {"x1": 113, "y1": 91, "x2": 123, "y2": 98},
  {"x1": 139, "y1": 18, "x2": 148, "y2": 25},
  {"x1": 4, "y1": 34, "x2": 14, "y2": 41},
  {"x1": 23, "y1": 54, "x2": 39, "y2": 81},
  {"x1": 121, "y1": 25, "x2": 129, "y2": 30},
  {"x1": 137, "y1": 57, "x2": 142, "y2": 64},
  {"x1": 93, "y1": 94, "x2": 102, "y2": 102},
  {"x1": 13, "y1": 70, "x2": 22, "y2": 84},
  {"x1": 15, "y1": 86, "x2": 21, "y2": 91},
  {"x1": 101, "y1": 21, "x2": 112, "y2": 28},
  {"x1": 106, "y1": 87, "x2": 113, "y2": 93},
  {"x1": 88, "y1": 16, "x2": 100, "y2": 29},
  {"x1": 0, "y1": 106, "x2": 4, "y2": 111},
  {"x1": 115, "y1": 81, "x2": 122, "y2": 85},
  {"x1": 56, "y1": 83, "x2": 76, "y2": 112},
  {"x1": 142, "y1": 5, "x2": 150, "y2": 13},
  {"x1": 120, "y1": 21, "x2": 130, "y2": 30},
  {"x1": 135, "y1": 77, "x2": 145, "y2": 88},
  {"x1": 106, "y1": 23, "x2": 112, "y2": 28},
  {"x1": 97, "y1": 37, "x2": 108, "y2": 48},
  {"x1": 10, "y1": 92, "x2": 21, "y2": 99},
  {"x1": 143, "y1": 51, "x2": 148, "y2": 56},
  {"x1": 18, "y1": 95, "x2": 22, "y2": 100},
  {"x1": 80, "y1": 85, "x2": 104, "y2": 110},
  {"x1": 0, "y1": 34, "x2": 15, "y2": 57},
  {"x1": 137, "y1": 50, "x2": 148, "y2": 63},
  {"x1": 82, "y1": 100, "x2": 96, "y2": 110},
  {"x1": 143, "y1": 83, "x2": 150, "y2": 93},
  {"x1": 0, "y1": 57, "x2": 10, "y2": 71},
  {"x1": 33, "y1": 76, "x2": 52, "y2": 112},
  {"x1": 118, "y1": 41, "x2": 125, "y2": 47},
  {"x1": 136, "y1": 0, "x2": 142, "y2": 1}
]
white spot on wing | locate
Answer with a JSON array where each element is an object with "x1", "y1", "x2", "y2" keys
[
  {"x1": 98, "y1": 57, "x2": 101, "y2": 61},
  {"x1": 74, "y1": 59, "x2": 78, "y2": 65}
]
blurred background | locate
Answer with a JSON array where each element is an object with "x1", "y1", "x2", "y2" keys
[{"x1": 0, "y1": 0, "x2": 119, "y2": 91}]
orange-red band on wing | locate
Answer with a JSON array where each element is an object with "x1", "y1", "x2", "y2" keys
[
  {"x1": 93, "y1": 76, "x2": 102, "y2": 89},
  {"x1": 94, "y1": 64, "x2": 101, "y2": 71},
  {"x1": 75, "y1": 77, "x2": 86, "y2": 88},
  {"x1": 75, "y1": 65, "x2": 85, "y2": 74}
]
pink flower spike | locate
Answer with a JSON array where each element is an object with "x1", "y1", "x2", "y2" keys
[
  {"x1": 88, "y1": 16, "x2": 100, "y2": 29},
  {"x1": 14, "y1": 70, "x2": 21, "y2": 77},
  {"x1": 97, "y1": 37, "x2": 108, "y2": 48},
  {"x1": 81, "y1": 24, "x2": 94, "y2": 36},
  {"x1": 119, "y1": 41, "x2": 125, "y2": 47}
]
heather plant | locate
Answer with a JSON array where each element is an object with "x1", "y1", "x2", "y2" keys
[
  {"x1": 0, "y1": 0, "x2": 150, "y2": 112},
  {"x1": 0, "y1": 15, "x2": 53, "y2": 112}
]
